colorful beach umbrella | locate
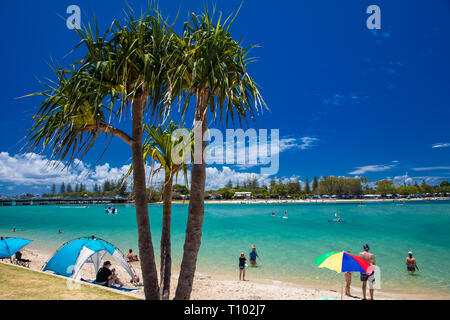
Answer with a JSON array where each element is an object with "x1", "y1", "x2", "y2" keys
[
  {"x1": 314, "y1": 251, "x2": 374, "y2": 274},
  {"x1": 0, "y1": 238, "x2": 32, "y2": 258}
]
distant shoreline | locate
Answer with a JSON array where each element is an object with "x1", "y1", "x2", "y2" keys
[
  {"x1": 1, "y1": 197, "x2": 448, "y2": 207},
  {"x1": 167, "y1": 197, "x2": 449, "y2": 205}
]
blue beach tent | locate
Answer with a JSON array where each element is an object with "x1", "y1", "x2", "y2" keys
[
  {"x1": 0, "y1": 238, "x2": 32, "y2": 258},
  {"x1": 42, "y1": 236, "x2": 136, "y2": 281}
]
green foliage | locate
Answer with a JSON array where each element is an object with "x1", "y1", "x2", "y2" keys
[
  {"x1": 173, "y1": 184, "x2": 189, "y2": 195},
  {"x1": 24, "y1": 5, "x2": 176, "y2": 164},
  {"x1": 397, "y1": 185, "x2": 420, "y2": 196},
  {"x1": 60, "y1": 183, "x2": 66, "y2": 194},
  {"x1": 171, "y1": 6, "x2": 267, "y2": 125},
  {"x1": 218, "y1": 187, "x2": 235, "y2": 199},
  {"x1": 420, "y1": 180, "x2": 433, "y2": 194},
  {"x1": 304, "y1": 177, "x2": 310, "y2": 194},
  {"x1": 375, "y1": 179, "x2": 395, "y2": 195},
  {"x1": 312, "y1": 176, "x2": 318, "y2": 193},
  {"x1": 318, "y1": 176, "x2": 362, "y2": 196}
]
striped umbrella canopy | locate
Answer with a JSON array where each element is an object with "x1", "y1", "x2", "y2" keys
[{"x1": 314, "y1": 251, "x2": 374, "y2": 274}]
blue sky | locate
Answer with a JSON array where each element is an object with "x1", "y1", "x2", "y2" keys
[{"x1": 0, "y1": 0, "x2": 449, "y2": 195}]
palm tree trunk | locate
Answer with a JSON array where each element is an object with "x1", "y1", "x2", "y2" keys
[
  {"x1": 160, "y1": 171, "x2": 173, "y2": 299},
  {"x1": 175, "y1": 91, "x2": 208, "y2": 300},
  {"x1": 131, "y1": 95, "x2": 160, "y2": 300}
]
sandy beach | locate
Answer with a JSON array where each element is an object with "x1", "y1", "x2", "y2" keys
[{"x1": 5, "y1": 246, "x2": 446, "y2": 300}]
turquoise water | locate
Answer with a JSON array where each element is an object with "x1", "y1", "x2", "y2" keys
[{"x1": 1, "y1": 201, "x2": 450, "y2": 295}]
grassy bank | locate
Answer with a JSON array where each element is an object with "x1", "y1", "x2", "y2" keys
[{"x1": 0, "y1": 263, "x2": 139, "y2": 300}]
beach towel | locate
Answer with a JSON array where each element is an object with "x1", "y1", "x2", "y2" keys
[{"x1": 81, "y1": 278, "x2": 139, "y2": 291}]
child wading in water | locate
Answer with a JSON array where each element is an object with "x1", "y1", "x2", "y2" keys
[{"x1": 239, "y1": 252, "x2": 247, "y2": 281}]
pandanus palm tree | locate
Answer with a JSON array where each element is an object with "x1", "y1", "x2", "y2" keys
[
  {"x1": 140, "y1": 121, "x2": 192, "y2": 299},
  {"x1": 171, "y1": 7, "x2": 266, "y2": 299},
  {"x1": 24, "y1": 7, "x2": 176, "y2": 299}
]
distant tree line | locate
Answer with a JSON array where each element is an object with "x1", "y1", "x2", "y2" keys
[
  {"x1": 374, "y1": 179, "x2": 450, "y2": 196},
  {"x1": 204, "y1": 176, "x2": 450, "y2": 200},
  {"x1": 43, "y1": 179, "x2": 129, "y2": 198},
  {"x1": 39, "y1": 177, "x2": 450, "y2": 200}
]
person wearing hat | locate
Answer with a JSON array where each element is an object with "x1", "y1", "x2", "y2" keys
[
  {"x1": 406, "y1": 251, "x2": 420, "y2": 274},
  {"x1": 95, "y1": 261, "x2": 125, "y2": 287},
  {"x1": 358, "y1": 244, "x2": 376, "y2": 300},
  {"x1": 249, "y1": 245, "x2": 261, "y2": 266}
]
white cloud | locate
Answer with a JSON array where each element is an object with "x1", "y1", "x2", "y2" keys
[
  {"x1": 412, "y1": 166, "x2": 450, "y2": 171},
  {"x1": 205, "y1": 167, "x2": 266, "y2": 189},
  {"x1": 322, "y1": 93, "x2": 368, "y2": 106},
  {"x1": 393, "y1": 175, "x2": 414, "y2": 186},
  {"x1": 208, "y1": 134, "x2": 318, "y2": 170},
  {"x1": 0, "y1": 152, "x2": 303, "y2": 192},
  {"x1": 393, "y1": 175, "x2": 448, "y2": 186},
  {"x1": 349, "y1": 162, "x2": 397, "y2": 175},
  {"x1": 0, "y1": 152, "x2": 130, "y2": 189},
  {"x1": 432, "y1": 143, "x2": 450, "y2": 149},
  {"x1": 204, "y1": 166, "x2": 300, "y2": 190},
  {"x1": 299, "y1": 137, "x2": 319, "y2": 150}
]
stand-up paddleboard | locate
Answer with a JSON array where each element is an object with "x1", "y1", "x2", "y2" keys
[
  {"x1": 328, "y1": 220, "x2": 344, "y2": 223},
  {"x1": 280, "y1": 216, "x2": 288, "y2": 219}
]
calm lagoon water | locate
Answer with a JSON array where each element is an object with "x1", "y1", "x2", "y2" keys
[{"x1": 1, "y1": 201, "x2": 449, "y2": 295}]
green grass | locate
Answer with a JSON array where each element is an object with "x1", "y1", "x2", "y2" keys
[{"x1": 0, "y1": 263, "x2": 140, "y2": 300}]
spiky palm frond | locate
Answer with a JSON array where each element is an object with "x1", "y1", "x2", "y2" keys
[
  {"x1": 122, "y1": 121, "x2": 193, "y2": 189},
  {"x1": 24, "y1": 4, "x2": 177, "y2": 165},
  {"x1": 168, "y1": 5, "x2": 267, "y2": 125}
]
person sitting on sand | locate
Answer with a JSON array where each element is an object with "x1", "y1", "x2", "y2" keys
[
  {"x1": 239, "y1": 252, "x2": 247, "y2": 281},
  {"x1": 126, "y1": 249, "x2": 139, "y2": 262},
  {"x1": 406, "y1": 251, "x2": 420, "y2": 274},
  {"x1": 96, "y1": 261, "x2": 125, "y2": 287},
  {"x1": 15, "y1": 251, "x2": 31, "y2": 264},
  {"x1": 249, "y1": 245, "x2": 261, "y2": 266}
]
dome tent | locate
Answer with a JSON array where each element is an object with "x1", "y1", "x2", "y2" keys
[{"x1": 42, "y1": 236, "x2": 136, "y2": 282}]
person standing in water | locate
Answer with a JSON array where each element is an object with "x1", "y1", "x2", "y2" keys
[
  {"x1": 359, "y1": 244, "x2": 376, "y2": 300},
  {"x1": 271, "y1": 211, "x2": 275, "y2": 217},
  {"x1": 406, "y1": 251, "x2": 421, "y2": 274},
  {"x1": 249, "y1": 245, "x2": 261, "y2": 266},
  {"x1": 239, "y1": 252, "x2": 247, "y2": 281}
]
